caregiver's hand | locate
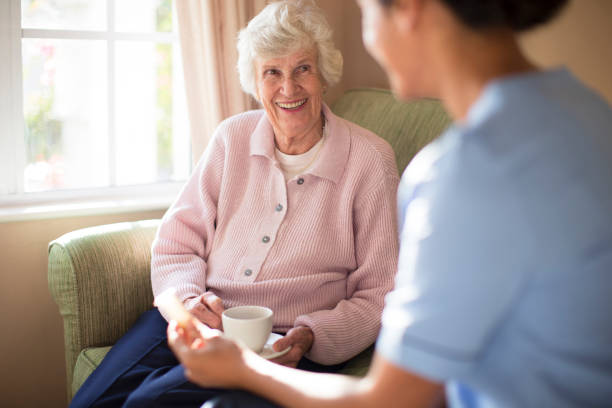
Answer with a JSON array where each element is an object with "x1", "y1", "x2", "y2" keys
[
  {"x1": 168, "y1": 319, "x2": 250, "y2": 389},
  {"x1": 187, "y1": 291, "x2": 225, "y2": 329},
  {"x1": 270, "y1": 326, "x2": 314, "y2": 368}
]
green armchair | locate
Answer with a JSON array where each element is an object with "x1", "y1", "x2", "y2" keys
[{"x1": 48, "y1": 88, "x2": 451, "y2": 401}]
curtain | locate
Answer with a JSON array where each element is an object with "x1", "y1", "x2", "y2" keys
[{"x1": 176, "y1": 0, "x2": 269, "y2": 163}]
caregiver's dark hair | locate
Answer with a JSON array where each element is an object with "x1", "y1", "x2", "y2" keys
[{"x1": 378, "y1": 0, "x2": 569, "y2": 32}]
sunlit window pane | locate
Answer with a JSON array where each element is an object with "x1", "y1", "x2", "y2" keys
[
  {"x1": 21, "y1": 0, "x2": 107, "y2": 31},
  {"x1": 115, "y1": 0, "x2": 173, "y2": 33},
  {"x1": 22, "y1": 39, "x2": 109, "y2": 192},
  {"x1": 114, "y1": 41, "x2": 188, "y2": 186},
  {"x1": 17, "y1": 0, "x2": 189, "y2": 195}
]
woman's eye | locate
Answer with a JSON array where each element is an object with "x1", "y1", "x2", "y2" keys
[
  {"x1": 264, "y1": 69, "x2": 280, "y2": 76},
  {"x1": 297, "y1": 65, "x2": 310, "y2": 73}
]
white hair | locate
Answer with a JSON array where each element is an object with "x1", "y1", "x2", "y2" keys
[{"x1": 237, "y1": 0, "x2": 343, "y2": 100}]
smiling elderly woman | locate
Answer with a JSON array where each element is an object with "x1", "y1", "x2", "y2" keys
[{"x1": 68, "y1": 1, "x2": 399, "y2": 408}]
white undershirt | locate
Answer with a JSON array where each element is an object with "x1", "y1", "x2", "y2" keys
[{"x1": 275, "y1": 121, "x2": 328, "y2": 181}]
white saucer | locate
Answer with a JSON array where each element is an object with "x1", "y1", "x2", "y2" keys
[{"x1": 259, "y1": 333, "x2": 291, "y2": 360}]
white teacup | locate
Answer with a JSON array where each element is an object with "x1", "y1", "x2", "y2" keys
[{"x1": 222, "y1": 306, "x2": 273, "y2": 353}]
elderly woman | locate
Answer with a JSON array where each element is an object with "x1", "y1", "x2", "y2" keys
[
  {"x1": 168, "y1": 0, "x2": 612, "y2": 408},
  {"x1": 69, "y1": 1, "x2": 399, "y2": 407}
]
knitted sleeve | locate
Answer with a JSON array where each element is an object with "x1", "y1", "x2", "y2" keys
[{"x1": 151, "y1": 130, "x2": 226, "y2": 320}]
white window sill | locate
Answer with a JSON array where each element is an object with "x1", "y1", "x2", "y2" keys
[{"x1": 0, "y1": 183, "x2": 182, "y2": 223}]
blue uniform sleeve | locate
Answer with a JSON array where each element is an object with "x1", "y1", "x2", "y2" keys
[{"x1": 377, "y1": 134, "x2": 536, "y2": 381}]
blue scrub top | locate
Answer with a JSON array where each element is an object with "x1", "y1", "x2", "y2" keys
[{"x1": 377, "y1": 69, "x2": 612, "y2": 408}]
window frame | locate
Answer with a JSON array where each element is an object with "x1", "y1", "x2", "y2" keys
[
  {"x1": 0, "y1": 0, "x2": 189, "y2": 221},
  {"x1": 0, "y1": 0, "x2": 25, "y2": 197}
]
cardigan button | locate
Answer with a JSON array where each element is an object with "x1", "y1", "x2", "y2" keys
[
  {"x1": 262, "y1": 235, "x2": 270, "y2": 243},
  {"x1": 244, "y1": 269, "x2": 253, "y2": 276},
  {"x1": 275, "y1": 204, "x2": 283, "y2": 212},
  {"x1": 297, "y1": 178, "x2": 304, "y2": 185}
]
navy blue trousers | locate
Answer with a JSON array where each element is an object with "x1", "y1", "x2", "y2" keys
[{"x1": 70, "y1": 309, "x2": 345, "y2": 408}]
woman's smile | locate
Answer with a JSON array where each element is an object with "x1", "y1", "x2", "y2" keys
[{"x1": 275, "y1": 98, "x2": 308, "y2": 110}]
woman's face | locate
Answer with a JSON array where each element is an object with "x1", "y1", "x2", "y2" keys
[
  {"x1": 358, "y1": 0, "x2": 425, "y2": 99},
  {"x1": 255, "y1": 48, "x2": 324, "y2": 147}
]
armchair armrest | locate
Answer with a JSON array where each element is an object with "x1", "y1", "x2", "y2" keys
[{"x1": 48, "y1": 219, "x2": 160, "y2": 398}]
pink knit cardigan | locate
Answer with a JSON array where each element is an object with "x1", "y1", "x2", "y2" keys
[{"x1": 151, "y1": 104, "x2": 399, "y2": 364}]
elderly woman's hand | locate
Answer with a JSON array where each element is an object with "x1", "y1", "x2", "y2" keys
[
  {"x1": 270, "y1": 326, "x2": 314, "y2": 368},
  {"x1": 168, "y1": 319, "x2": 249, "y2": 389},
  {"x1": 187, "y1": 291, "x2": 225, "y2": 329}
]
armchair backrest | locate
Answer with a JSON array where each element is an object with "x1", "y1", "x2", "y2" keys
[
  {"x1": 331, "y1": 88, "x2": 451, "y2": 173},
  {"x1": 48, "y1": 219, "x2": 161, "y2": 398}
]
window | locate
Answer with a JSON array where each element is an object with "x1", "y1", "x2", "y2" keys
[{"x1": 0, "y1": 0, "x2": 189, "y2": 215}]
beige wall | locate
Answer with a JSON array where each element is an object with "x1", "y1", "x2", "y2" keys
[
  {"x1": 1, "y1": 1, "x2": 611, "y2": 407},
  {"x1": 0, "y1": 210, "x2": 165, "y2": 407},
  {"x1": 520, "y1": 0, "x2": 612, "y2": 104}
]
